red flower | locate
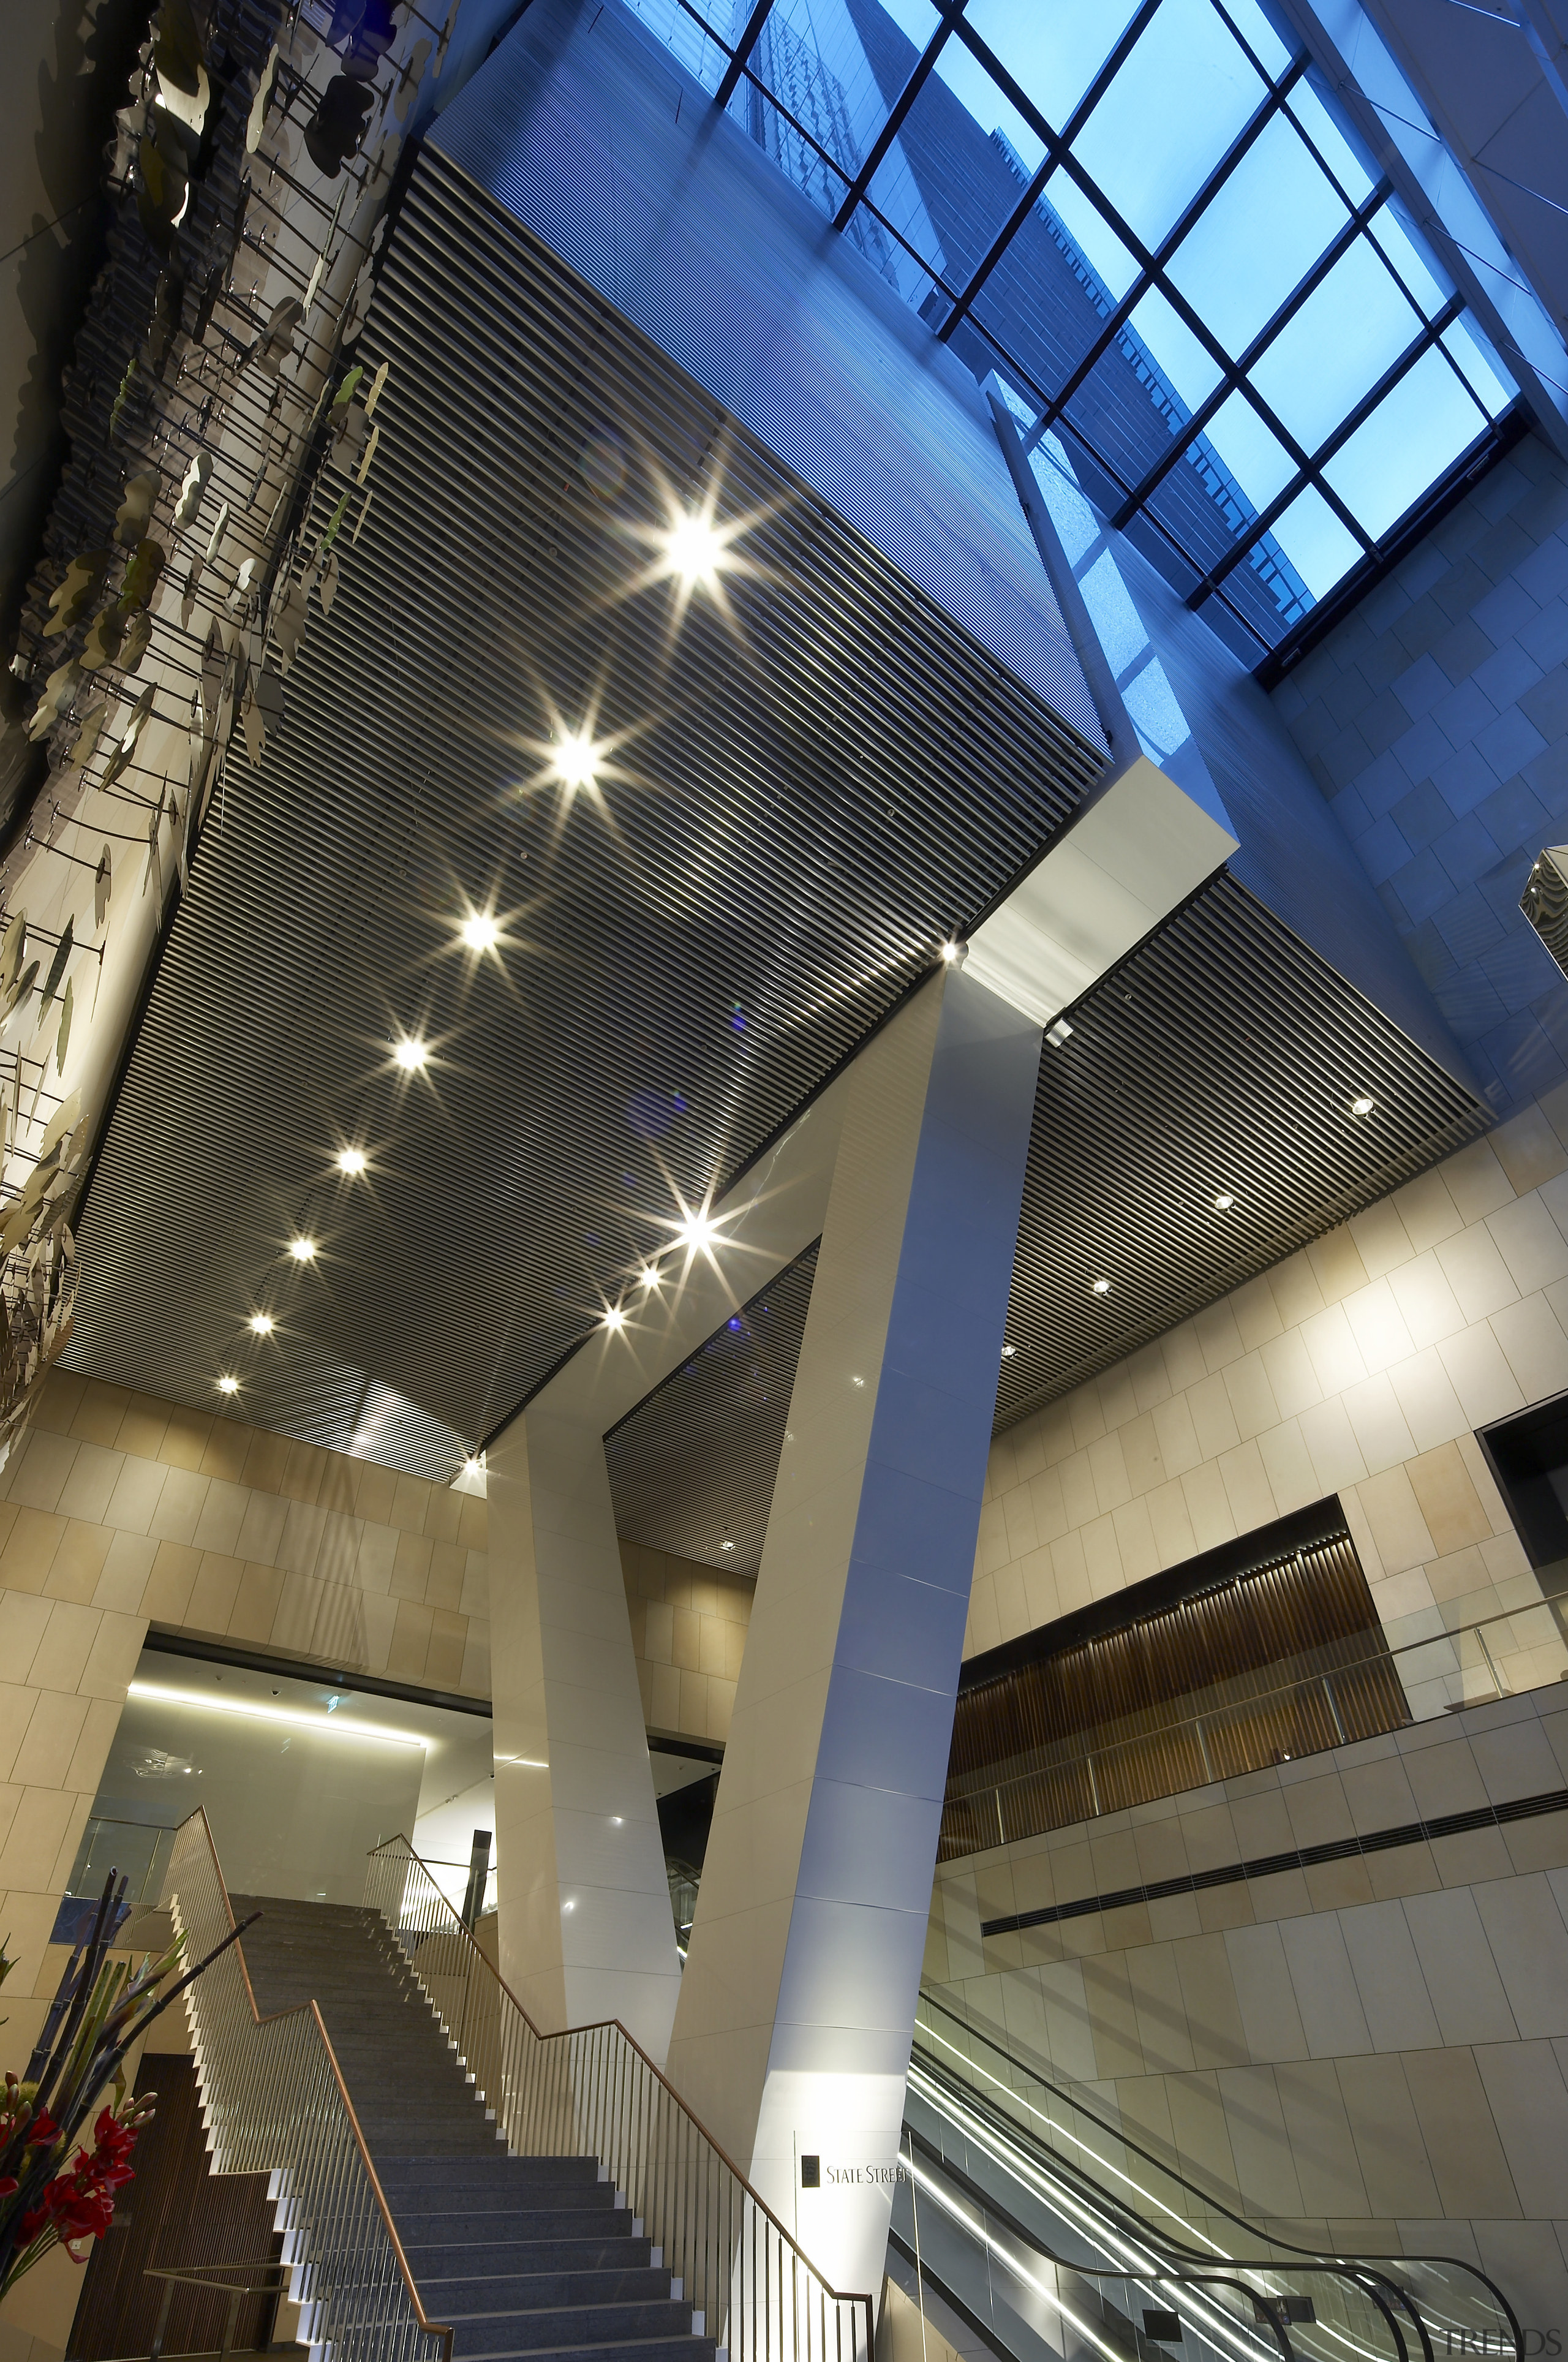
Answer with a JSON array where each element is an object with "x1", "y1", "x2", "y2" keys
[{"x1": 17, "y1": 2112, "x2": 139, "y2": 2259}]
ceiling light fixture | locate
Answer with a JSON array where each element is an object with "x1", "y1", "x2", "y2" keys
[
  {"x1": 460, "y1": 913, "x2": 500, "y2": 951},
  {"x1": 1091, "y1": 1277, "x2": 1111, "y2": 1294},
  {"x1": 662, "y1": 510, "x2": 726, "y2": 584},
  {"x1": 1001, "y1": 1343, "x2": 1017, "y2": 1358},
  {"x1": 602, "y1": 1305, "x2": 626, "y2": 1331},
  {"x1": 289, "y1": 1237, "x2": 317, "y2": 1261},
  {"x1": 1350, "y1": 1095, "x2": 1375, "y2": 1117},
  {"x1": 336, "y1": 1147, "x2": 367, "y2": 1174},
  {"x1": 217, "y1": 1375, "x2": 239, "y2": 1393},
  {"x1": 940, "y1": 940, "x2": 960, "y2": 964},
  {"x1": 639, "y1": 1266, "x2": 661, "y2": 1289},
  {"x1": 249, "y1": 1313, "x2": 275, "y2": 1334},
  {"x1": 1213, "y1": 1193, "x2": 1235, "y2": 1211},
  {"x1": 720, "y1": 1539, "x2": 736, "y2": 1552},
  {"x1": 127, "y1": 1680, "x2": 424, "y2": 1747},
  {"x1": 553, "y1": 731, "x2": 599, "y2": 790},
  {"x1": 393, "y1": 1038, "x2": 428, "y2": 1070},
  {"x1": 676, "y1": 1209, "x2": 719, "y2": 1250}
]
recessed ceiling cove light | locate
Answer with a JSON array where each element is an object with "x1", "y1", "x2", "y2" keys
[
  {"x1": 461, "y1": 914, "x2": 500, "y2": 951},
  {"x1": 217, "y1": 1375, "x2": 239, "y2": 1392},
  {"x1": 289, "y1": 1237, "x2": 316, "y2": 1261},
  {"x1": 336, "y1": 1147, "x2": 367, "y2": 1174},
  {"x1": 394, "y1": 1038, "x2": 428, "y2": 1070},
  {"x1": 1091, "y1": 1277, "x2": 1111, "y2": 1294},
  {"x1": 249, "y1": 1313, "x2": 274, "y2": 1334},
  {"x1": 1351, "y1": 1095, "x2": 1375, "y2": 1117},
  {"x1": 1213, "y1": 1193, "x2": 1235, "y2": 1210}
]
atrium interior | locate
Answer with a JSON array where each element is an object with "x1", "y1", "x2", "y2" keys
[{"x1": 6, "y1": 2, "x2": 1568, "y2": 2362}]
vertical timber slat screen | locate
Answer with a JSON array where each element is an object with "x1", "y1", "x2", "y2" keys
[{"x1": 941, "y1": 1498, "x2": 1408, "y2": 1858}]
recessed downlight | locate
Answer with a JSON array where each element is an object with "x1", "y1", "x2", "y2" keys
[
  {"x1": 217, "y1": 1375, "x2": 239, "y2": 1394},
  {"x1": 1213, "y1": 1193, "x2": 1235, "y2": 1211},
  {"x1": 1091, "y1": 1277, "x2": 1111, "y2": 1294},
  {"x1": 249, "y1": 1313, "x2": 275, "y2": 1334},
  {"x1": 394, "y1": 1038, "x2": 428, "y2": 1070},
  {"x1": 288, "y1": 1237, "x2": 316, "y2": 1261},
  {"x1": 461, "y1": 913, "x2": 500, "y2": 951},
  {"x1": 602, "y1": 1305, "x2": 626, "y2": 1331},
  {"x1": 336, "y1": 1147, "x2": 368, "y2": 1174},
  {"x1": 1001, "y1": 1343, "x2": 1017, "y2": 1358},
  {"x1": 1350, "y1": 1095, "x2": 1375, "y2": 1117}
]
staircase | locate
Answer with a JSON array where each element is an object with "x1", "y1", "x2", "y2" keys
[{"x1": 230, "y1": 1895, "x2": 714, "y2": 2362}]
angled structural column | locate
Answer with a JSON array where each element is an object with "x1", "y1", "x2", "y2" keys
[
  {"x1": 486, "y1": 1400, "x2": 684, "y2": 2059},
  {"x1": 665, "y1": 962, "x2": 1042, "y2": 2300}
]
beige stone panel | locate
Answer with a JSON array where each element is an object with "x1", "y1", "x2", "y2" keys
[
  {"x1": 158, "y1": 1403, "x2": 216, "y2": 1471},
  {"x1": 1188, "y1": 1368, "x2": 1241, "y2": 1460},
  {"x1": 1, "y1": 1507, "x2": 67, "y2": 1593},
  {"x1": 387, "y1": 1598, "x2": 435, "y2": 1677},
  {"x1": 1173, "y1": 1932, "x2": 1248, "y2": 2069},
  {"x1": 238, "y1": 1430, "x2": 290, "y2": 1495},
  {"x1": 198, "y1": 1419, "x2": 252, "y2": 1482},
  {"x1": 102, "y1": 1455, "x2": 168, "y2": 1537},
  {"x1": 0, "y1": 1785, "x2": 81, "y2": 1889},
  {"x1": 1353, "y1": 1466, "x2": 1436, "y2": 1574},
  {"x1": 233, "y1": 1488, "x2": 288, "y2": 1565},
  {"x1": 141, "y1": 1539, "x2": 202, "y2": 1623},
  {"x1": 92, "y1": 1530, "x2": 157, "y2": 1613},
  {"x1": 9, "y1": 1430, "x2": 81, "y2": 1514},
  {"x1": 1126, "y1": 1941, "x2": 1197, "y2": 2073},
  {"x1": 18, "y1": 1692, "x2": 91, "y2": 1793},
  {"x1": 270, "y1": 1568, "x2": 322, "y2": 1653},
  {"x1": 353, "y1": 1519, "x2": 399, "y2": 1594},
  {"x1": 45, "y1": 1520, "x2": 114, "y2": 1604},
  {"x1": 186, "y1": 1550, "x2": 245, "y2": 1632},
  {"x1": 1164, "y1": 2069, "x2": 1243, "y2": 2202},
  {"x1": 70, "y1": 1381, "x2": 134, "y2": 1447},
  {"x1": 1216, "y1": 1438, "x2": 1276, "y2": 1531},
  {"x1": 315, "y1": 1508, "x2": 364, "y2": 1586},
  {"x1": 1180, "y1": 1460, "x2": 1235, "y2": 1551},
  {"x1": 426, "y1": 1609, "x2": 467, "y2": 1688},
  {"x1": 314, "y1": 1580, "x2": 369, "y2": 1663},
  {"x1": 424, "y1": 1487, "x2": 462, "y2": 1545},
  {"x1": 227, "y1": 1561, "x2": 286, "y2": 1643},
  {"x1": 1385, "y1": 1347, "x2": 1470, "y2": 1451},
  {"x1": 190, "y1": 1478, "x2": 248, "y2": 1557},
  {"x1": 426, "y1": 1540, "x2": 467, "y2": 1610},
  {"x1": 457, "y1": 1496, "x2": 487, "y2": 1551},
  {"x1": 276, "y1": 1497, "x2": 329, "y2": 1577},
  {"x1": 1145, "y1": 1479, "x2": 1197, "y2": 1568},
  {"x1": 148, "y1": 1465, "x2": 211, "y2": 1545},
  {"x1": 1297, "y1": 1397, "x2": 1368, "y2": 1492},
  {"x1": 1258, "y1": 1327, "x2": 1324, "y2": 1420},
  {"x1": 1400, "y1": 2045, "x2": 1522, "y2": 2218},
  {"x1": 1491, "y1": 1104, "x2": 1568, "y2": 1194},
  {"x1": 1333, "y1": 2051, "x2": 1442, "y2": 2216},
  {"x1": 352, "y1": 1462, "x2": 397, "y2": 1523},
  {"x1": 1473, "y1": 2040, "x2": 1568, "y2": 2218},
  {"x1": 390, "y1": 1528, "x2": 434, "y2": 1600},
  {"x1": 388, "y1": 1472, "x2": 428, "y2": 1533}
]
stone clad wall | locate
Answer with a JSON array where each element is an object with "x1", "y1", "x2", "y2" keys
[{"x1": 0, "y1": 1369, "x2": 488, "y2": 2058}]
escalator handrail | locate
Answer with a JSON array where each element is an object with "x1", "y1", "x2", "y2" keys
[
  {"x1": 900, "y1": 2113, "x2": 1420, "y2": 2362},
  {"x1": 916, "y1": 1983, "x2": 1521, "y2": 2344}
]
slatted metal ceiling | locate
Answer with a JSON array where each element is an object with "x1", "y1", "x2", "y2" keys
[
  {"x1": 64, "y1": 151, "x2": 1102, "y2": 1475},
  {"x1": 605, "y1": 1244, "x2": 818, "y2": 1578},
  {"x1": 995, "y1": 872, "x2": 1487, "y2": 1427}
]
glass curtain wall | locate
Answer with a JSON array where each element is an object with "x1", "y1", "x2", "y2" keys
[{"x1": 627, "y1": 0, "x2": 1516, "y2": 663}]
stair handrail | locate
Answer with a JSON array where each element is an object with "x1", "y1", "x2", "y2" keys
[
  {"x1": 162, "y1": 1809, "x2": 454, "y2": 2362},
  {"x1": 365, "y1": 1832, "x2": 875, "y2": 2362}
]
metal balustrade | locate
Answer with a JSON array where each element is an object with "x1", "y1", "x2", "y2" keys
[
  {"x1": 162, "y1": 1811, "x2": 454, "y2": 2362},
  {"x1": 942, "y1": 1588, "x2": 1568, "y2": 1858},
  {"x1": 363, "y1": 1836, "x2": 873, "y2": 2362}
]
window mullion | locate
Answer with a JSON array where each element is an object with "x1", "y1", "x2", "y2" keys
[
  {"x1": 1186, "y1": 295, "x2": 1464, "y2": 606},
  {"x1": 1110, "y1": 180, "x2": 1392, "y2": 527},
  {"x1": 831, "y1": 1, "x2": 967, "y2": 233}
]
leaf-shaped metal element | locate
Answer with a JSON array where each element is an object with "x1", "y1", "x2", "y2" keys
[
  {"x1": 26, "y1": 662, "x2": 80, "y2": 740},
  {"x1": 39, "y1": 919, "x2": 74, "y2": 1017},
  {"x1": 174, "y1": 452, "x2": 211, "y2": 526},
  {"x1": 1, "y1": 916, "x2": 26, "y2": 997},
  {"x1": 44, "y1": 552, "x2": 111, "y2": 637},
  {"x1": 94, "y1": 849, "x2": 113, "y2": 930},
  {"x1": 115, "y1": 472, "x2": 160, "y2": 548},
  {"x1": 55, "y1": 979, "x2": 74, "y2": 1076},
  {"x1": 247, "y1": 45, "x2": 279, "y2": 151}
]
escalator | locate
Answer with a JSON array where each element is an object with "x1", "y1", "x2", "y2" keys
[{"x1": 891, "y1": 1985, "x2": 1520, "y2": 2362}]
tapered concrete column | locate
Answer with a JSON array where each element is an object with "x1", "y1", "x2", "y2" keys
[
  {"x1": 665, "y1": 963, "x2": 1042, "y2": 2301},
  {"x1": 487, "y1": 1398, "x2": 684, "y2": 2058}
]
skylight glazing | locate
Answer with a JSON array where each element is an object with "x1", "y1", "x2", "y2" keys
[{"x1": 627, "y1": 0, "x2": 1517, "y2": 662}]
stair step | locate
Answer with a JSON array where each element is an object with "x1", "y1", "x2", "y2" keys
[
  {"x1": 421, "y1": 2271, "x2": 672, "y2": 2310},
  {"x1": 401, "y1": 2242, "x2": 654, "y2": 2278},
  {"x1": 448, "y1": 2301, "x2": 693, "y2": 2352},
  {"x1": 450, "y1": 2340, "x2": 712, "y2": 2362},
  {"x1": 376, "y1": 2157, "x2": 599, "y2": 2187}
]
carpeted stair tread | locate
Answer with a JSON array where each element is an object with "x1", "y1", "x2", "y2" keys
[{"x1": 222, "y1": 1896, "x2": 705, "y2": 2361}]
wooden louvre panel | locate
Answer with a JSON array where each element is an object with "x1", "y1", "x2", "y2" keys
[{"x1": 941, "y1": 1506, "x2": 1408, "y2": 1858}]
